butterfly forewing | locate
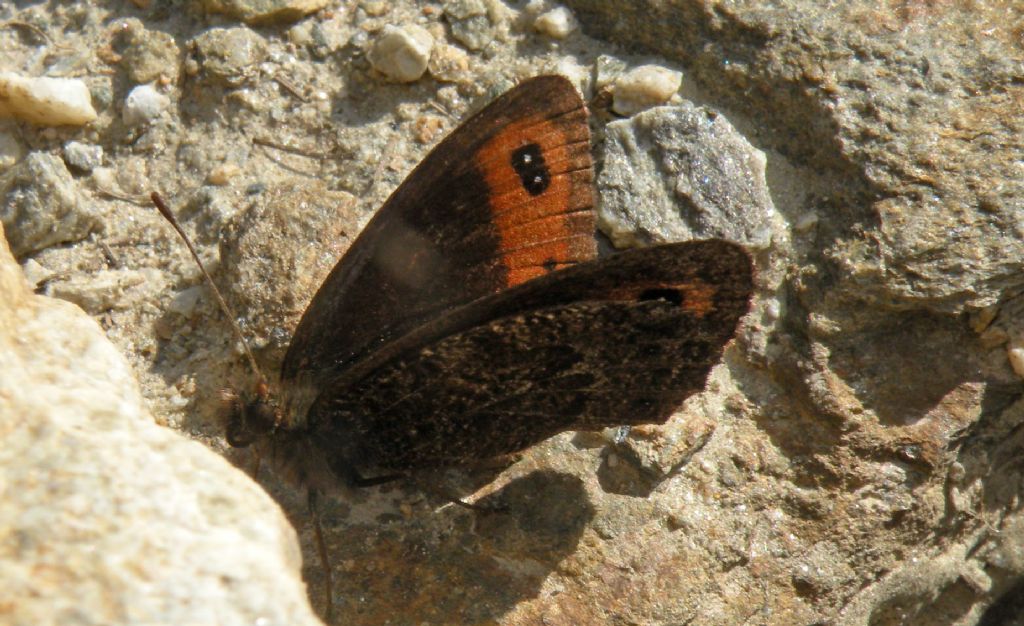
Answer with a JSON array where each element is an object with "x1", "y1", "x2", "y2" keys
[
  {"x1": 282, "y1": 76, "x2": 595, "y2": 387},
  {"x1": 306, "y1": 241, "x2": 753, "y2": 472}
]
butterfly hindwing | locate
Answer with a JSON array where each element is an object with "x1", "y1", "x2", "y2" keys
[
  {"x1": 281, "y1": 76, "x2": 595, "y2": 387},
  {"x1": 306, "y1": 241, "x2": 753, "y2": 472}
]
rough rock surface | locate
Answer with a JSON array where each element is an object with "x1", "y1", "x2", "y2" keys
[
  {"x1": 0, "y1": 152, "x2": 101, "y2": 257},
  {"x1": 0, "y1": 222, "x2": 321, "y2": 626},
  {"x1": 1, "y1": 0, "x2": 1022, "y2": 624},
  {"x1": 598, "y1": 101, "x2": 783, "y2": 251}
]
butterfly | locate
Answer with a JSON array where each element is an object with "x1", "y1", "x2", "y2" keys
[
  {"x1": 193, "y1": 74, "x2": 756, "y2": 493},
  {"x1": 152, "y1": 73, "x2": 753, "y2": 618}
]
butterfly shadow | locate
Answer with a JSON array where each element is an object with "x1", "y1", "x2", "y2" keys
[
  {"x1": 594, "y1": 446, "x2": 671, "y2": 498},
  {"x1": 570, "y1": 431, "x2": 675, "y2": 498},
  {"x1": 288, "y1": 468, "x2": 594, "y2": 624}
]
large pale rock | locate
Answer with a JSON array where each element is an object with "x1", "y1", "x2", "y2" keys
[{"x1": 0, "y1": 222, "x2": 321, "y2": 626}]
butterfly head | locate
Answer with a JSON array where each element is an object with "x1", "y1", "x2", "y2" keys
[{"x1": 221, "y1": 381, "x2": 281, "y2": 448}]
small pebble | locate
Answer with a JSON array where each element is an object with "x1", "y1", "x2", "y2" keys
[
  {"x1": 168, "y1": 285, "x2": 204, "y2": 317},
  {"x1": 288, "y1": 21, "x2": 314, "y2": 46},
  {"x1": 794, "y1": 211, "x2": 819, "y2": 231},
  {"x1": 191, "y1": 27, "x2": 267, "y2": 86},
  {"x1": 122, "y1": 84, "x2": 169, "y2": 126},
  {"x1": 47, "y1": 268, "x2": 161, "y2": 314},
  {"x1": 595, "y1": 54, "x2": 627, "y2": 89},
  {"x1": 90, "y1": 77, "x2": 114, "y2": 110},
  {"x1": 368, "y1": 24, "x2": 434, "y2": 83},
  {"x1": 414, "y1": 116, "x2": 445, "y2": 144},
  {"x1": 970, "y1": 305, "x2": 998, "y2": 334},
  {"x1": 1, "y1": 153, "x2": 100, "y2": 256},
  {"x1": 63, "y1": 141, "x2": 104, "y2": 173},
  {"x1": 0, "y1": 71, "x2": 97, "y2": 126},
  {"x1": 1007, "y1": 342, "x2": 1024, "y2": 378},
  {"x1": 117, "y1": 18, "x2": 181, "y2": 85},
  {"x1": 534, "y1": 6, "x2": 576, "y2": 39},
  {"x1": 427, "y1": 43, "x2": 470, "y2": 82},
  {"x1": 208, "y1": 162, "x2": 242, "y2": 185},
  {"x1": 363, "y1": 1, "x2": 389, "y2": 16},
  {"x1": 0, "y1": 131, "x2": 24, "y2": 172},
  {"x1": 443, "y1": 0, "x2": 498, "y2": 51},
  {"x1": 612, "y1": 65, "x2": 683, "y2": 116},
  {"x1": 91, "y1": 167, "x2": 118, "y2": 193},
  {"x1": 201, "y1": 0, "x2": 330, "y2": 25},
  {"x1": 116, "y1": 156, "x2": 151, "y2": 196}
]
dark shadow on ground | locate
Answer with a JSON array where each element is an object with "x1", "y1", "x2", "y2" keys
[{"x1": 264, "y1": 468, "x2": 593, "y2": 625}]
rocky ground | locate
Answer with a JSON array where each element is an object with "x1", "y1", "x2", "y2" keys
[{"x1": 2, "y1": 1, "x2": 1023, "y2": 625}]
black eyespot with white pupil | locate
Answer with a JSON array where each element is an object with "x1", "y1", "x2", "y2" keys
[{"x1": 511, "y1": 143, "x2": 550, "y2": 196}]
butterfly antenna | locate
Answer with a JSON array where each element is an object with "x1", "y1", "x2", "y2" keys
[{"x1": 150, "y1": 191, "x2": 267, "y2": 386}]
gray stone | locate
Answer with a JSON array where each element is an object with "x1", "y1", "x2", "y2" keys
[
  {"x1": 443, "y1": 0, "x2": 502, "y2": 51},
  {"x1": 598, "y1": 101, "x2": 783, "y2": 250},
  {"x1": 62, "y1": 141, "x2": 103, "y2": 173},
  {"x1": 190, "y1": 27, "x2": 267, "y2": 87},
  {"x1": 0, "y1": 153, "x2": 101, "y2": 257},
  {"x1": 116, "y1": 18, "x2": 181, "y2": 85}
]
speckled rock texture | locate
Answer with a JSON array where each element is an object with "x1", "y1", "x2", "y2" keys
[
  {"x1": 1, "y1": 0, "x2": 1022, "y2": 624},
  {"x1": 0, "y1": 222, "x2": 321, "y2": 626}
]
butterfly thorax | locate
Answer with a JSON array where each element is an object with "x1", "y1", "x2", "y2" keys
[{"x1": 220, "y1": 380, "x2": 372, "y2": 491}]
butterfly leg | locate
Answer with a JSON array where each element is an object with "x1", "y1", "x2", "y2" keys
[
  {"x1": 412, "y1": 478, "x2": 509, "y2": 513},
  {"x1": 327, "y1": 455, "x2": 406, "y2": 488},
  {"x1": 351, "y1": 472, "x2": 407, "y2": 487},
  {"x1": 249, "y1": 453, "x2": 261, "y2": 480},
  {"x1": 307, "y1": 489, "x2": 333, "y2": 622}
]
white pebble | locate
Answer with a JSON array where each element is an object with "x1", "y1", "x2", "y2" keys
[
  {"x1": 122, "y1": 84, "x2": 169, "y2": 126},
  {"x1": 1008, "y1": 342, "x2": 1024, "y2": 378},
  {"x1": 368, "y1": 24, "x2": 434, "y2": 83},
  {"x1": 208, "y1": 162, "x2": 241, "y2": 185},
  {"x1": 0, "y1": 71, "x2": 97, "y2": 126},
  {"x1": 534, "y1": 6, "x2": 577, "y2": 39},
  {"x1": 794, "y1": 211, "x2": 820, "y2": 231},
  {"x1": 612, "y1": 65, "x2": 683, "y2": 116}
]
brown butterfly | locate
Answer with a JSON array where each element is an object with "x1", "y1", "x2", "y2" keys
[
  {"x1": 155, "y1": 74, "x2": 753, "y2": 615},
  {"x1": 206, "y1": 75, "x2": 754, "y2": 488}
]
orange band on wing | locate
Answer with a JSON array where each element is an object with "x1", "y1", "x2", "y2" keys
[
  {"x1": 679, "y1": 281, "x2": 717, "y2": 318},
  {"x1": 474, "y1": 112, "x2": 596, "y2": 288}
]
